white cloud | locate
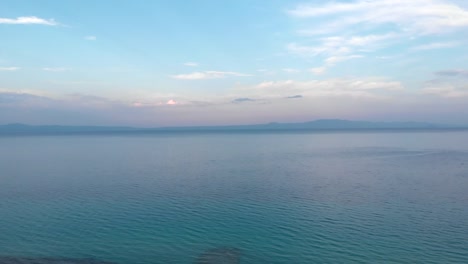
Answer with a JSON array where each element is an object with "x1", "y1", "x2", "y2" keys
[
  {"x1": 325, "y1": 55, "x2": 363, "y2": 65},
  {"x1": 282, "y1": 68, "x2": 300, "y2": 73},
  {"x1": 0, "y1": 16, "x2": 57, "y2": 25},
  {"x1": 251, "y1": 78, "x2": 404, "y2": 98},
  {"x1": 256, "y1": 79, "x2": 402, "y2": 91},
  {"x1": 85, "y1": 36, "x2": 97, "y2": 41},
  {"x1": 376, "y1": 56, "x2": 393, "y2": 60},
  {"x1": 0, "y1": 67, "x2": 20, "y2": 71},
  {"x1": 411, "y1": 41, "x2": 460, "y2": 51},
  {"x1": 166, "y1": 99, "x2": 177, "y2": 105},
  {"x1": 423, "y1": 84, "x2": 468, "y2": 97},
  {"x1": 289, "y1": 2, "x2": 365, "y2": 17},
  {"x1": 131, "y1": 97, "x2": 182, "y2": 108},
  {"x1": 43, "y1": 67, "x2": 67, "y2": 72},
  {"x1": 307, "y1": 55, "x2": 363, "y2": 75},
  {"x1": 309, "y1": 67, "x2": 327, "y2": 75},
  {"x1": 287, "y1": 43, "x2": 327, "y2": 57},
  {"x1": 183, "y1": 62, "x2": 198, "y2": 67},
  {"x1": 287, "y1": 1, "x2": 468, "y2": 72},
  {"x1": 346, "y1": 34, "x2": 397, "y2": 46},
  {"x1": 171, "y1": 71, "x2": 252, "y2": 80},
  {"x1": 288, "y1": 0, "x2": 468, "y2": 35},
  {"x1": 256, "y1": 69, "x2": 277, "y2": 75},
  {"x1": 288, "y1": 33, "x2": 397, "y2": 57},
  {"x1": 287, "y1": 34, "x2": 384, "y2": 72}
]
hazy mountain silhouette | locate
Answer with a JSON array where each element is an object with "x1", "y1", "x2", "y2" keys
[
  {"x1": 0, "y1": 119, "x2": 464, "y2": 135},
  {"x1": 0, "y1": 123, "x2": 137, "y2": 134}
]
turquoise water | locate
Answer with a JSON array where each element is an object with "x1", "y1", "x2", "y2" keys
[{"x1": 1, "y1": 131, "x2": 467, "y2": 263}]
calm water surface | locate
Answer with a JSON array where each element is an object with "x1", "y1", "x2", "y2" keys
[{"x1": 0, "y1": 131, "x2": 467, "y2": 263}]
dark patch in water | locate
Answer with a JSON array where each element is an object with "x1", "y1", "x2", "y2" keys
[
  {"x1": 195, "y1": 247, "x2": 241, "y2": 264},
  {"x1": 0, "y1": 257, "x2": 116, "y2": 264}
]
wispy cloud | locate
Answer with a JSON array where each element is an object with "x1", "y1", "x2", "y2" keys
[
  {"x1": 287, "y1": 43, "x2": 323, "y2": 57},
  {"x1": 288, "y1": 0, "x2": 468, "y2": 35},
  {"x1": 183, "y1": 62, "x2": 198, "y2": 67},
  {"x1": 84, "y1": 36, "x2": 97, "y2": 41},
  {"x1": 255, "y1": 79, "x2": 403, "y2": 91},
  {"x1": 287, "y1": 34, "x2": 378, "y2": 72},
  {"x1": 0, "y1": 91, "x2": 55, "y2": 107},
  {"x1": 423, "y1": 84, "x2": 468, "y2": 97},
  {"x1": 43, "y1": 67, "x2": 67, "y2": 72},
  {"x1": 287, "y1": 1, "x2": 468, "y2": 72},
  {"x1": 435, "y1": 69, "x2": 468, "y2": 77},
  {"x1": 132, "y1": 98, "x2": 183, "y2": 108},
  {"x1": 257, "y1": 69, "x2": 276, "y2": 75},
  {"x1": 253, "y1": 78, "x2": 404, "y2": 98},
  {"x1": 309, "y1": 67, "x2": 326, "y2": 75},
  {"x1": 232, "y1": 97, "x2": 256, "y2": 103},
  {"x1": 411, "y1": 42, "x2": 460, "y2": 51},
  {"x1": 171, "y1": 71, "x2": 252, "y2": 80},
  {"x1": 0, "y1": 16, "x2": 58, "y2": 26},
  {"x1": 325, "y1": 55, "x2": 363, "y2": 65},
  {"x1": 287, "y1": 95, "x2": 303, "y2": 99},
  {"x1": 0, "y1": 67, "x2": 20, "y2": 71},
  {"x1": 307, "y1": 54, "x2": 363, "y2": 75},
  {"x1": 282, "y1": 68, "x2": 300, "y2": 73}
]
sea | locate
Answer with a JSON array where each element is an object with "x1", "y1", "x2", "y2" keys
[{"x1": 0, "y1": 130, "x2": 467, "y2": 263}]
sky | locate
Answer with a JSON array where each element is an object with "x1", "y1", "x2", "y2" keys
[{"x1": 1, "y1": 0, "x2": 468, "y2": 127}]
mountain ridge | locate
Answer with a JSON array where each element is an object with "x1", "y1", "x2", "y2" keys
[{"x1": 1, "y1": 119, "x2": 466, "y2": 135}]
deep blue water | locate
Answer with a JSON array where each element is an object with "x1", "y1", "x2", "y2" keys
[{"x1": 0, "y1": 131, "x2": 467, "y2": 263}]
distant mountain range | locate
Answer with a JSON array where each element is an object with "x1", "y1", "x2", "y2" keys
[{"x1": 0, "y1": 119, "x2": 466, "y2": 135}]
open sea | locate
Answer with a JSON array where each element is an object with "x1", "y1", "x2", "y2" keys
[{"x1": 0, "y1": 130, "x2": 467, "y2": 263}]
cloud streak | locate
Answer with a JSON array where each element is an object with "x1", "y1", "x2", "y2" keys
[
  {"x1": 252, "y1": 78, "x2": 404, "y2": 98},
  {"x1": 411, "y1": 42, "x2": 460, "y2": 51},
  {"x1": 232, "y1": 97, "x2": 256, "y2": 103},
  {"x1": 287, "y1": 1, "x2": 468, "y2": 73},
  {"x1": 0, "y1": 67, "x2": 20, "y2": 71},
  {"x1": 288, "y1": 0, "x2": 468, "y2": 34},
  {"x1": 287, "y1": 95, "x2": 303, "y2": 99},
  {"x1": 0, "y1": 16, "x2": 58, "y2": 25},
  {"x1": 84, "y1": 36, "x2": 97, "y2": 41},
  {"x1": 171, "y1": 71, "x2": 252, "y2": 80},
  {"x1": 282, "y1": 68, "x2": 300, "y2": 73},
  {"x1": 43, "y1": 67, "x2": 67, "y2": 72},
  {"x1": 183, "y1": 62, "x2": 199, "y2": 67},
  {"x1": 423, "y1": 84, "x2": 468, "y2": 97},
  {"x1": 435, "y1": 69, "x2": 468, "y2": 77}
]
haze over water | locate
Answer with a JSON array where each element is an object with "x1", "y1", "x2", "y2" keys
[{"x1": 0, "y1": 130, "x2": 467, "y2": 263}]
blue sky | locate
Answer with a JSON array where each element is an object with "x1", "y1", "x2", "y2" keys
[{"x1": 1, "y1": 0, "x2": 468, "y2": 126}]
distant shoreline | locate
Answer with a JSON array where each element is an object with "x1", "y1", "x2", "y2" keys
[
  {"x1": 1, "y1": 119, "x2": 467, "y2": 136},
  {"x1": 2, "y1": 127, "x2": 468, "y2": 137}
]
